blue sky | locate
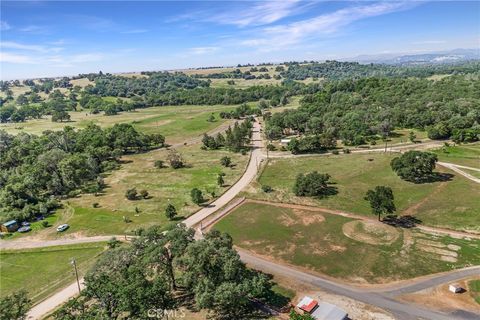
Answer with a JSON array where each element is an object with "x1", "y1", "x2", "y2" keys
[{"x1": 1, "y1": 1, "x2": 479, "y2": 79}]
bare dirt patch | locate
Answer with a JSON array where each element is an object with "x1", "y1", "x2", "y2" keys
[
  {"x1": 399, "y1": 277, "x2": 480, "y2": 314},
  {"x1": 416, "y1": 245, "x2": 458, "y2": 262},
  {"x1": 342, "y1": 220, "x2": 399, "y2": 245},
  {"x1": 292, "y1": 209, "x2": 325, "y2": 225}
]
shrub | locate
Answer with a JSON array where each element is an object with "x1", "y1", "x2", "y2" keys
[
  {"x1": 332, "y1": 150, "x2": 339, "y2": 155},
  {"x1": 343, "y1": 148, "x2": 351, "y2": 154},
  {"x1": 107, "y1": 237, "x2": 121, "y2": 249},
  {"x1": 167, "y1": 149, "x2": 185, "y2": 169},
  {"x1": 154, "y1": 160, "x2": 164, "y2": 169},
  {"x1": 125, "y1": 188, "x2": 138, "y2": 200},
  {"x1": 190, "y1": 188, "x2": 204, "y2": 205},
  {"x1": 139, "y1": 189, "x2": 149, "y2": 199},
  {"x1": 220, "y1": 156, "x2": 232, "y2": 167},
  {"x1": 261, "y1": 185, "x2": 273, "y2": 193},
  {"x1": 92, "y1": 202, "x2": 100, "y2": 208},
  {"x1": 41, "y1": 221, "x2": 49, "y2": 228}
]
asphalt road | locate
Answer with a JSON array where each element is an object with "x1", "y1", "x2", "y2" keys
[{"x1": 239, "y1": 249, "x2": 480, "y2": 320}]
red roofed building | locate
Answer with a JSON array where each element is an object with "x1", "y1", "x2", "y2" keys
[{"x1": 296, "y1": 296, "x2": 318, "y2": 313}]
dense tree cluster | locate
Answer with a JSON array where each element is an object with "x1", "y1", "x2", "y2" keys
[
  {"x1": 267, "y1": 75, "x2": 480, "y2": 146},
  {"x1": 281, "y1": 60, "x2": 480, "y2": 80},
  {"x1": 202, "y1": 119, "x2": 253, "y2": 152},
  {"x1": 54, "y1": 226, "x2": 273, "y2": 319},
  {"x1": 293, "y1": 171, "x2": 332, "y2": 197},
  {"x1": 0, "y1": 124, "x2": 165, "y2": 222},
  {"x1": 390, "y1": 151, "x2": 438, "y2": 182},
  {"x1": 84, "y1": 72, "x2": 210, "y2": 97}
]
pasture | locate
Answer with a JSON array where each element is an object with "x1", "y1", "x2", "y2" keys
[
  {"x1": 246, "y1": 152, "x2": 480, "y2": 232},
  {"x1": 55, "y1": 143, "x2": 249, "y2": 236},
  {"x1": 215, "y1": 202, "x2": 480, "y2": 283},
  {"x1": 0, "y1": 243, "x2": 105, "y2": 303},
  {"x1": 0, "y1": 104, "x2": 235, "y2": 144}
]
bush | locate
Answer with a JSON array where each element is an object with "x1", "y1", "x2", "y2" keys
[
  {"x1": 167, "y1": 149, "x2": 185, "y2": 169},
  {"x1": 190, "y1": 188, "x2": 204, "y2": 205},
  {"x1": 343, "y1": 148, "x2": 351, "y2": 154},
  {"x1": 107, "y1": 237, "x2": 121, "y2": 249},
  {"x1": 220, "y1": 156, "x2": 232, "y2": 167},
  {"x1": 41, "y1": 221, "x2": 49, "y2": 228},
  {"x1": 125, "y1": 188, "x2": 138, "y2": 200},
  {"x1": 154, "y1": 160, "x2": 164, "y2": 169},
  {"x1": 266, "y1": 144, "x2": 276, "y2": 151},
  {"x1": 139, "y1": 189, "x2": 149, "y2": 199},
  {"x1": 92, "y1": 202, "x2": 100, "y2": 208},
  {"x1": 332, "y1": 150, "x2": 339, "y2": 155},
  {"x1": 261, "y1": 185, "x2": 273, "y2": 193},
  {"x1": 390, "y1": 151, "x2": 438, "y2": 182}
]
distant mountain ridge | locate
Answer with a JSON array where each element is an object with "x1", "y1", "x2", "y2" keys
[{"x1": 346, "y1": 48, "x2": 480, "y2": 65}]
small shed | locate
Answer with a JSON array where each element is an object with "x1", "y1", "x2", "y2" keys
[
  {"x1": 449, "y1": 284, "x2": 463, "y2": 293},
  {"x1": 311, "y1": 302, "x2": 348, "y2": 320},
  {"x1": 280, "y1": 139, "x2": 291, "y2": 146},
  {"x1": 296, "y1": 296, "x2": 318, "y2": 313},
  {"x1": 1, "y1": 220, "x2": 19, "y2": 233}
]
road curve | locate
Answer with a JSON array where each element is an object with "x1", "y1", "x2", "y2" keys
[{"x1": 183, "y1": 119, "x2": 264, "y2": 228}]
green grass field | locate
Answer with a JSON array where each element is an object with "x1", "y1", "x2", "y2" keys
[
  {"x1": 468, "y1": 279, "x2": 480, "y2": 304},
  {"x1": 432, "y1": 143, "x2": 480, "y2": 168},
  {"x1": 245, "y1": 152, "x2": 480, "y2": 232},
  {"x1": 0, "y1": 104, "x2": 235, "y2": 144},
  {"x1": 0, "y1": 243, "x2": 105, "y2": 303},
  {"x1": 215, "y1": 202, "x2": 480, "y2": 283},
  {"x1": 48, "y1": 143, "x2": 249, "y2": 236}
]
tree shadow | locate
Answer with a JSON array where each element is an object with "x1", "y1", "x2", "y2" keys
[
  {"x1": 315, "y1": 185, "x2": 338, "y2": 199},
  {"x1": 409, "y1": 172, "x2": 454, "y2": 184},
  {"x1": 383, "y1": 215, "x2": 422, "y2": 228}
]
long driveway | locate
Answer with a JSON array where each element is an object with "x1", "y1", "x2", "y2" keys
[{"x1": 183, "y1": 119, "x2": 264, "y2": 228}]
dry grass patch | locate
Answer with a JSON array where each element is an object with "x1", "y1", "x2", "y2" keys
[{"x1": 342, "y1": 220, "x2": 399, "y2": 246}]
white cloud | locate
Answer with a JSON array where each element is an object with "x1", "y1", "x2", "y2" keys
[
  {"x1": 71, "y1": 53, "x2": 104, "y2": 63},
  {"x1": 121, "y1": 29, "x2": 148, "y2": 34},
  {"x1": 0, "y1": 21, "x2": 11, "y2": 31},
  {"x1": 188, "y1": 47, "x2": 219, "y2": 55},
  {"x1": 19, "y1": 25, "x2": 50, "y2": 34},
  {"x1": 412, "y1": 40, "x2": 447, "y2": 45},
  {"x1": 0, "y1": 52, "x2": 36, "y2": 64},
  {"x1": 214, "y1": 0, "x2": 306, "y2": 27},
  {"x1": 241, "y1": 2, "x2": 416, "y2": 51},
  {"x1": 0, "y1": 41, "x2": 63, "y2": 53}
]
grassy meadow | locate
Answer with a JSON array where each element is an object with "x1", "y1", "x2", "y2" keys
[
  {"x1": 0, "y1": 243, "x2": 105, "y2": 303},
  {"x1": 215, "y1": 202, "x2": 480, "y2": 283},
  {"x1": 432, "y1": 143, "x2": 480, "y2": 168},
  {"x1": 53, "y1": 143, "x2": 249, "y2": 236},
  {"x1": 244, "y1": 152, "x2": 480, "y2": 232},
  {"x1": 0, "y1": 104, "x2": 236, "y2": 144}
]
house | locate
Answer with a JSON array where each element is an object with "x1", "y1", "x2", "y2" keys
[
  {"x1": 311, "y1": 302, "x2": 348, "y2": 320},
  {"x1": 449, "y1": 284, "x2": 463, "y2": 293},
  {"x1": 296, "y1": 296, "x2": 318, "y2": 313},
  {"x1": 1, "y1": 220, "x2": 19, "y2": 233},
  {"x1": 296, "y1": 297, "x2": 348, "y2": 320}
]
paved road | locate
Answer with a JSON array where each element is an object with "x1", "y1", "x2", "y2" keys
[
  {"x1": 27, "y1": 279, "x2": 85, "y2": 320},
  {"x1": 239, "y1": 249, "x2": 480, "y2": 320},
  {"x1": 183, "y1": 118, "x2": 264, "y2": 229}
]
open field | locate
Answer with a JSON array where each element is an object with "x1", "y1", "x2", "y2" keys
[
  {"x1": 49, "y1": 143, "x2": 249, "y2": 236},
  {"x1": 0, "y1": 104, "x2": 235, "y2": 144},
  {"x1": 244, "y1": 152, "x2": 480, "y2": 232},
  {"x1": 215, "y1": 202, "x2": 480, "y2": 283},
  {"x1": 0, "y1": 243, "x2": 105, "y2": 303},
  {"x1": 432, "y1": 143, "x2": 480, "y2": 168}
]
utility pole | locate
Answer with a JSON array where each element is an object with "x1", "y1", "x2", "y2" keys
[{"x1": 71, "y1": 258, "x2": 81, "y2": 294}]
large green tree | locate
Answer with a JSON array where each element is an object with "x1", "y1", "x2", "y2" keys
[
  {"x1": 364, "y1": 186, "x2": 396, "y2": 221},
  {"x1": 0, "y1": 290, "x2": 31, "y2": 320},
  {"x1": 390, "y1": 151, "x2": 438, "y2": 182}
]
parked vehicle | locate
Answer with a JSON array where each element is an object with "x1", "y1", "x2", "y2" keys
[
  {"x1": 18, "y1": 226, "x2": 31, "y2": 233},
  {"x1": 56, "y1": 224, "x2": 69, "y2": 232}
]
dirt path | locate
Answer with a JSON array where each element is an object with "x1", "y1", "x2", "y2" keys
[{"x1": 437, "y1": 161, "x2": 480, "y2": 184}]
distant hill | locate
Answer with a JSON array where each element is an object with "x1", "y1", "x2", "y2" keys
[{"x1": 347, "y1": 48, "x2": 480, "y2": 65}]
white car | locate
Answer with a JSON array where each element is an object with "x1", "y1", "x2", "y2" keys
[{"x1": 56, "y1": 224, "x2": 69, "y2": 232}]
